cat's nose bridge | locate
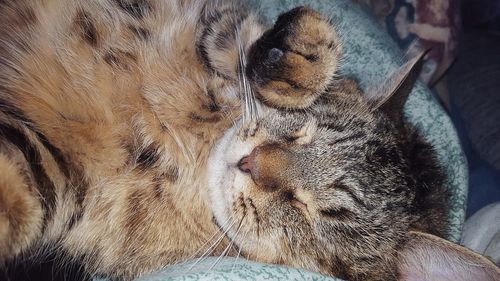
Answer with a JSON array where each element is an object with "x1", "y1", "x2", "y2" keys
[{"x1": 237, "y1": 144, "x2": 294, "y2": 191}]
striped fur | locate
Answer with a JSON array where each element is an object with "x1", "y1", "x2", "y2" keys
[
  {"x1": 0, "y1": 0, "x2": 264, "y2": 279},
  {"x1": 1, "y1": 1, "x2": 491, "y2": 281}
]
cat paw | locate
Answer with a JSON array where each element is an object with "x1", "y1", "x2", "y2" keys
[{"x1": 246, "y1": 6, "x2": 341, "y2": 109}]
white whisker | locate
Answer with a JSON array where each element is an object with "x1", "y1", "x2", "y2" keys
[
  {"x1": 208, "y1": 214, "x2": 246, "y2": 271},
  {"x1": 236, "y1": 26, "x2": 259, "y2": 127},
  {"x1": 231, "y1": 226, "x2": 251, "y2": 273},
  {"x1": 169, "y1": 215, "x2": 233, "y2": 268},
  {"x1": 187, "y1": 217, "x2": 237, "y2": 272}
]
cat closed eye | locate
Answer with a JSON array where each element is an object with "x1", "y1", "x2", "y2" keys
[
  {"x1": 284, "y1": 135, "x2": 299, "y2": 143},
  {"x1": 320, "y1": 208, "x2": 355, "y2": 220},
  {"x1": 284, "y1": 191, "x2": 308, "y2": 210}
]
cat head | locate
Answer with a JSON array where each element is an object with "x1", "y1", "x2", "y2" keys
[{"x1": 207, "y1": 51, "x2": 500, "y2": 280}]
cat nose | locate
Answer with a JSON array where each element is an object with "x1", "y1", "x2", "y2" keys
[
  {"x1": 237, "y1": 150, "x2": 257, "y2": 175},
  {"x1": 236, "y1": 145, "x2": 291, "y2": 192}
]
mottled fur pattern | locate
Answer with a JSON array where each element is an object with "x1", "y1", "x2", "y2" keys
[
  {"x1": 207, "y1": 76, "x2": 448, "y2": 280},
  {"x1": 0, "y1": 1, "x2": 498, "y2": 281},
  {"x1": 0, "y1": 1, "x2": 257, "y2": 279}
]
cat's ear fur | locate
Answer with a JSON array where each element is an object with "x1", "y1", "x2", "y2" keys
[
  {"x1": 398, "y1": 231, "x2": 500, "y2": 281},
  {"x1": 367, "y1": 50, "x2": 428, "y2": 128}
]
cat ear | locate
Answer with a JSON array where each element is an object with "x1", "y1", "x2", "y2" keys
[
  {"x1": 367, "y1": 50, "x2": 428, "y2": 128},
  {"x1": 398, "y1": 231, "x2": 500, "y2": 281}
]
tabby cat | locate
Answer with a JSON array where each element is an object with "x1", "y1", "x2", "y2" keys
[{"x1": 0, "y1": 0, "x2": 498, "y2": 281}]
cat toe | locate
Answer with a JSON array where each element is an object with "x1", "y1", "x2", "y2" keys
[{"x1": 246, "y1": 6, "x2": 341, "y2": 109}]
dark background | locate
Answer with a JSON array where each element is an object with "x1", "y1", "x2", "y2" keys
[{"x1": 448, "y1": 0, "x2": 500, "y2": 216}]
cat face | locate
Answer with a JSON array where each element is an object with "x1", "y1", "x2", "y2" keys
[
  {"x1": 206, "y1": 9, "x2": 430, "y2": 278},
  {"x1": 207, "y1": 81, "x2": 414, "y2": 278},
  {"x1": 206, "y1": 6, "x2": 500, "y2": 281}
]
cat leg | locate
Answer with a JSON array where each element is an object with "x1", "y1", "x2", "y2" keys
[
  {"x1": 196, "y1": 0, "x2": 265, "y2": 81},
  {"x1": 195, "y1": 4, "x2": 341, "y2": 110},
  {"x1": 0, "y1": 149, "x2": 43, "y2": 263},
  {"x1": 246, "y1": 6, "x2": 342, "y2": 109}
]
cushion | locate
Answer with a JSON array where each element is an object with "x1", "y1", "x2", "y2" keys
[{"x1": 98, "y1": 0, "x2": 468, "y2": 280}]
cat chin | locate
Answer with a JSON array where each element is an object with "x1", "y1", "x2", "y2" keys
[
  {"x1": 207, "y1": 124, "x2": 255, "y2": 232},
  {"x1": 207, "y1": 120, "x2": 300, "y2": 262}
]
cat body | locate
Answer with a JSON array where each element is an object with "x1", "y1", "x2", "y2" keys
[
  {"x1": 0, "y1": 1, "x2": 499, "y2": 281},
  {"x1": 0, "y1": 1, "x2": 255, "y2": 278}
]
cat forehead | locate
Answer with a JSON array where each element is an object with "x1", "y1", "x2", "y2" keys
[
  {"x1": 262, "y1": 102, "x2": 371, "y2": 128},
  {"x1": 258, "y1": 106, "x2": 396, "y2": 153}
]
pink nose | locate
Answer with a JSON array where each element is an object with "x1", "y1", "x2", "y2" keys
[
  {"x1": 237, "y1": 149, "x2": 257, "y2": 175},
  {"x1": 236, "y1": 145, "x2": 291, "y2": 192}
]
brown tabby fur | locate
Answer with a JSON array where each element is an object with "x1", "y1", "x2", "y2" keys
[{"x1": 1, "y1": 1, "x2": 498, "y2": 281}]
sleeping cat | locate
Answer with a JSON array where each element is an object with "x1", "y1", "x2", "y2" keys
[{"x1": 0, "y1": 0, "x2": 498, "y2": 281}]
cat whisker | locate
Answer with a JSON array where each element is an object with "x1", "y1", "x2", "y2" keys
[
  {"x1": 207, "y1": 237, "x2": 234, "y2": 271},
  {"x1": 187, "y1": 216, "x2": 238, "y2": 272},
  {"x1": 193, "y1": 218, "x2": 235, "y2": 260},
  {"x1": 236, "y1": 27, "x2": 259, "y2": 127},
  {"x1": 170, "y1": 215, "x2": 234, "y2": 268},
  {"x1": 231, "y1": 226, "x2": 251, "y2": 273},
  {"x1": 221, "y1": 106, "x2": 239, "y2": 129},
  {"x1": 208, "y1": 213, "x2": 246, "y2": 271}
]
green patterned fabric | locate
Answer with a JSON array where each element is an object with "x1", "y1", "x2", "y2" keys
[
  {"x1": 97, "y1": 0, "x2": 468, "y2": 280},
  {"x1": 134, "y1": 258, "x2": 337, "y2": 281}
]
